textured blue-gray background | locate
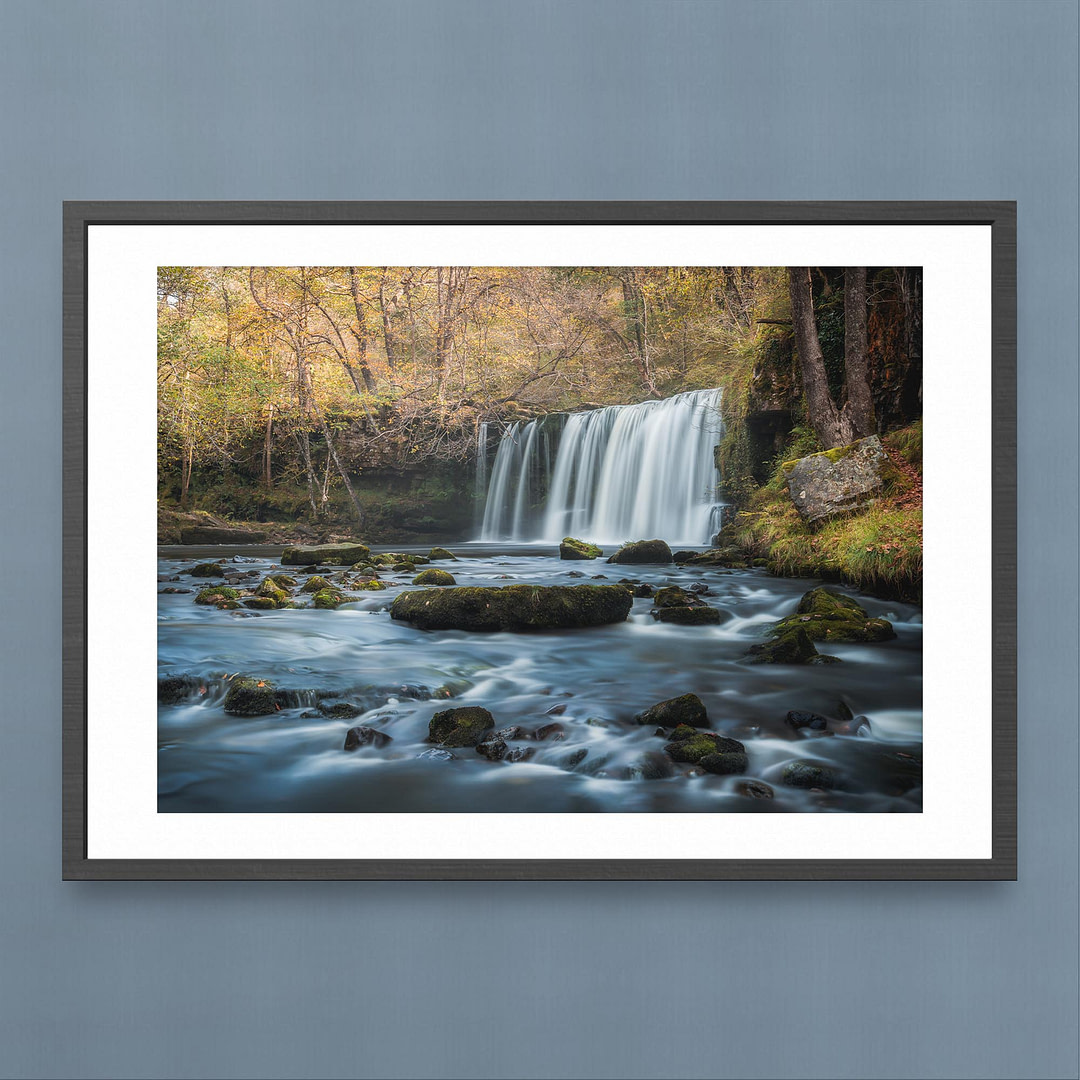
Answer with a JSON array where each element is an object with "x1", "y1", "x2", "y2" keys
[{"x1": 0, "y1": 2, "x2": 1076, "y2": 1078}]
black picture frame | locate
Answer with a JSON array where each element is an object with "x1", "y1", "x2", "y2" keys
[{"x1": 63, "y1": 200, "x2": 1016, "y2": 880}]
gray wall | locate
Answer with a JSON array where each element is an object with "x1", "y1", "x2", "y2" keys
[{"x1": 1, "y1": 2, "x2": 1076, "y2": 1077}]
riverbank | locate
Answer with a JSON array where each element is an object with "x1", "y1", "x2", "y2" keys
[{"x1": 719, "y1": 422, "x2": 923, "y2": 600}]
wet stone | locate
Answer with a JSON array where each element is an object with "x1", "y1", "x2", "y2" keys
[{"x1": 343, "y1": 726, "x2": 392, "y2": 751}]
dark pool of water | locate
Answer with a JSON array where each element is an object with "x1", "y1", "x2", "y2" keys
[{"x1": 158, "y1": 544, "x2": 922, "y2": 813}]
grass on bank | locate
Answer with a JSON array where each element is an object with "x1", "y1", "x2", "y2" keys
[{"x1": 722, "y1": 422, "x2": 923, "y2": 599}]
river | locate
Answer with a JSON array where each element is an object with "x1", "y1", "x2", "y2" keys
[{"x1": 158, "y1": 544, "x2": 922, "y2": 814}]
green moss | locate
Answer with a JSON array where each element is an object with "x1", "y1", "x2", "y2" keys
[
  {"x1": 281, "y1": 543, "x2": 371, "y2": 567},
  {"x1": 428, "y1": 706, "x2": 494, "y2": 747},
  {"x1": 223, "y1": 677, "x2": 277, "y2": 716},
  {"x1": 773, "y1": 587, "x2": 897, "y2": 643},
  {"x1": 390, "y1": 583, "x2": 633, "y2": 632},
  {"x1": 190, "y1": 562, "x2": 226, "y2": 577},
  {"x1": 267, "y1": 574, "x2": 297, "y2": 588},
  {"x1": 194, "y1": 586, "x2": 239, "y2": 606},
  {"x1": 412, "y1": 568, "x2": 456, "y2": 586},
  {"x1": 428, "y1": 547, "x2": 459, "y2": 561},
  {"x1": 355, "y1": 579, "x2": 386, "y2": 591},
  {"x1": 242, "y1": 596, "x2": 278, "y2": 610},
  {"x1": 651, "y1": 606, "x2": 723, "y2": 625},
  {"x1": 301, "y1": 575, "x2": 331, "y2": 594},
  {"x1": 313, "y1": 589, "x2": 345, "y2": 609},
  {"x1": 560, "y1": 537, "x2": 603, "y2": 560},
  {"x1": 663, "y1": 731, "x2": 747, "y2": 771},
  {"x1": 747, "y1": 627, "x2": 826, "y2": 664},
  {"x1": 255, "y1": 577, "x2": 289, "y2": 605}
]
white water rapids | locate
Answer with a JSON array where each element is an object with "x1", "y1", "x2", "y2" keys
[{"x1": 478, "y1": 388, "x2": 726, "y2": 545}]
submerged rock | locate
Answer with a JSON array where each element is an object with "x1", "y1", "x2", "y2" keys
[
  {"x1": 785, "y1": 710, "x2": 830, "y2": 733},
  {"x1": 505, "y1": 746, "x2": 536, "y2": 763},
  {"x1": 634, "y1": 693, "x2": 708, "y2": 728},
  {"x1": 772, "y1": 587, "x2": 896, "y2": 644},
  {"x1": 780, "y1": 759, "x2": 842, "y2": 790},
  {"x1": 735, "y1": 779, "x2": 775, "y2": 800},
  {"x1": 416, "y1": 748, "x2": 456, "y2": 762},
  {"x1": 281, "y1": 543, "x2": 371, "y2": 566},
  {"x1": 412, "y1": 568, "x2": 456, "y2": 586},
  {"x1": 158, "y1": 674, "x2": 199, "y2": 704},
  {"x1": 321, "y1": 702, "x2": 365, "y2": 719},
  {"x1": 343, "y1": 726, "x2": 392, "y2": 750},
  {"x1": 534, "y1": 722, "x2": 566, "y2": 741},
  {"x1": 782, "y1": 435, "x2": 889, "y2": 523},
  {"x1": 428, "y1": 706, "x2": 494, "y2": 747},
  {"x1": 475, "y1": 737, "x2": 508, "y2": 761},
  {"x1": 223, "y1": 677, "x2": 277, "y2": 717},
  {"x1": 390, "y1": 584, "x2": 633, "y2": 632},
  {"x1": 560, "y1": 536, "x2": 603, "y2": 560},
  {"x1": 606, "y1": 539, "x2": 673, "y2": 565}
]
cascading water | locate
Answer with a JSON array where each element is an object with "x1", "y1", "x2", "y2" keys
[{"x1": 478, "y1": 388, "x2": 726, "y2": 545}]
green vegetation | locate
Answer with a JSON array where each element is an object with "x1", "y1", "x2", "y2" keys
[{"x1": 721, "y1": 420, "x2": 923, "y2": 599}]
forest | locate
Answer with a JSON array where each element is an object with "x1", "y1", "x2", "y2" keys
[
  {"x1": 157, "y1": 264, "x2": 925, "y2": 815},
  {"x1": 158, "y1": 264, "x2": 923, "y2": 588}
]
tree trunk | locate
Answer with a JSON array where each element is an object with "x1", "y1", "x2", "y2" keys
[
  {"x1": 347, "y1": 267, "x2": 377, "y2": 393},
  {"x1": 788, "y1": 267, "x2": 852, "y2": 449},
  {"x1": 843, "y1": 266, "x2": 876, "y2": 438},
  {"x1": 262, "y1": 404, "x2": 274, "y2": 487},
  {"x1": 378, "y1": 268, "x2": 399, "y2": 369}
]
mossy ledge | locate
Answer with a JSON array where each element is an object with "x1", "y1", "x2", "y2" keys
[{"x1": 390, "y1": 584, "x2": 633, "y2": 632}]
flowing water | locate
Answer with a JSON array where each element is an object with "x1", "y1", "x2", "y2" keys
[
  {"x1": 479, "y1": 388, "x2": 726, "y2": 545},
  {"x1": 158, "y1": 545, "x2": 922, "y2": 814}
]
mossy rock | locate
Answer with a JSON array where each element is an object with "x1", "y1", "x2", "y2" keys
[
  {"x1": 267, "y1": 574, "x2": 297, "y2": 588},
  {"x1": 355, "y1": 579, "x2": 387, "y2": 591},
  {"x1": 301, "y1": 575, "x2": 331, "y2": 594},
  {"x1": 223, "y1": 677, "x2": 277, "y2": 716},
  {"x1": 313, "y1": 589, "x2": 346, "y2": 609},
  {"x1": 390, "y1": 584, "x2": 633, "y2": 632},
  {"x1": 428, "y1": 706, "x2": 494, "y2": 747},
  {"x1": 255, "y1": 577, "x2": 289, "y2": 605},
  {"x1": 411, "y1": 555, "x2": 430, "y2": 565},
  {"x1": 242, "y1": 596, "x2": 279, "y2": 610},
  {"x1": 772, "y1": 587, "x2": 896, "y2": 643},
  {"x1": 412, "y1": 568, "x2": 456, "y2": 586},
  {"x1": 190, "y1": 562, "x2": 227, "y2": 578},
  {"x1": 664, "y1": 730, "x2": 747, "y2": 774},
  {"x1": 392, "y1": 561, "x2": 416, "y2": 572},
  {"x1": 194, "y1": 586, "x2": 239, "y2": 606},
  {"x1": 606, "y1": 539, "x2": 672, "y2": 565},
  {"x1": 428, "y1": 547, "x2": 459, "y2": 561},
  {"x1": 679, "y1": 548, "x2": 749, "y2": 569},
  {"x1": 652, "y1": 585, "x2": 692, "y2": 608},
  {"x1": 281, "y1": 543, "x2": 371, "y2": 567},
  {"x1": 748, "y1": 627, "x2": 836, "y2": 664},
  {"x1": 179, "y1": 526, "x2": 267, "y2": 545},
  {"x1": 634, "y1": 693, "x2": 708, "y2": 727},
  {"x1": 320, "y1": 702, "x2": 365, "y2": 719},
  {"x1": 560, "y1": 536, "x2": 603, "y2": 560}
]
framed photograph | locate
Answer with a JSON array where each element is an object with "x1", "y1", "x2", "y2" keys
[{"x1": 63, "y1": 201, "x2": 1015, "y2": 879}]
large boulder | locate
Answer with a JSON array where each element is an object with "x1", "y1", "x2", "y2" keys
[
  {"x1": 773, "y1": 587, "x2": 896, "y2": 643},
  {"x1": 606, "y1": 539, "x2": 672, "y2": 565},
  {"x1": 180, "y1": 525, "x2": 267, "y2": 544},
  {"x1": 560, "y1": 537, "x2": 603, "y2": 560},
  {"x1": 281, "y1": 543, "x2": 371, "y2": 566},
  {"x1": 390, "y1": 584, "x2": 633, "y2": 632},
  {"x1": 428, "y1": 706, "x2": 494, "y2": 747},
  {"x1": 782, "y1": 436, "x2": 889, "y2": 523},
  {"x1": 428, "y1": 547, "x2": 459, "y2": 561}
]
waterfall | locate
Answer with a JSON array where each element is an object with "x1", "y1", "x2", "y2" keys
[{"x1": 477, "y1": 388, "x2": 725, "y2": 545}]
